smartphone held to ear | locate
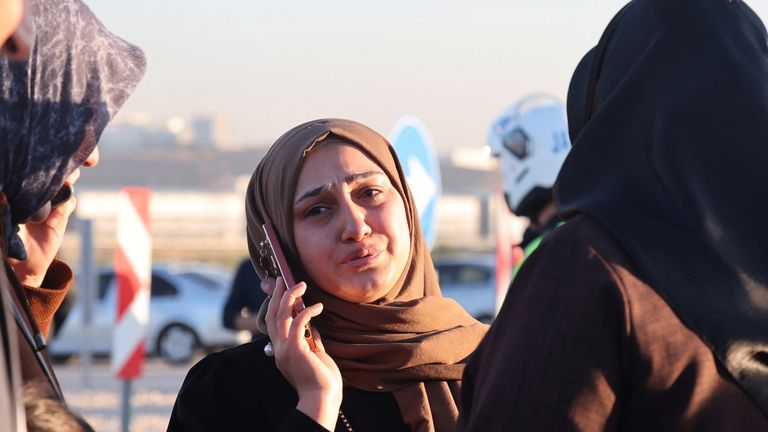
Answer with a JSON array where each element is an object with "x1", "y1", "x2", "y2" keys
[
  {"x1": 261, "y1": 223, "x2": 319, "y2": 352},
  {"x1": 50, "y1": 183, "x2": 74, "y2": 209},
  {"x1": 25, "y1": 183, "x2": 74, "y2": 224}
]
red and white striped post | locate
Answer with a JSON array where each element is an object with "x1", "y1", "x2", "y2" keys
[{"x1": 111, "y1": 187, "x2": 152, "y2": 432}]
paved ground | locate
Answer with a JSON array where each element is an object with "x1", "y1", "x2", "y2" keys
[{"x1": 54, "y1": 356, "x2": 199, "y2": 432}]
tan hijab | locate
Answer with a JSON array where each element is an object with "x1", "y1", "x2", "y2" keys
[{"x1": 246, "y1": 119, "x2": 488, "y2": 432}]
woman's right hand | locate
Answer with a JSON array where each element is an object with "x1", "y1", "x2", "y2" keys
[{"x1": 262, "y1": 277, "x2": 343, "y2": 431}]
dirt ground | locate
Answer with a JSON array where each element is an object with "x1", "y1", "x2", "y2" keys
[{"x1": 55, "y1": 356, "x2": 197, "y2": 432}]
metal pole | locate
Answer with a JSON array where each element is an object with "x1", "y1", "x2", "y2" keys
[
  {"x1": 79, "y1": 219, "x2": 95, "y2": 387},
  {"x1": 479, "y1": 194, "x2": 490, "y2": 238},
  {"x1": 121, "y1": 379, "x2": 131, "y2": 432}
]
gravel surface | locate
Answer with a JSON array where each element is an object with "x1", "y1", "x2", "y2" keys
[{"x1": 54, "y1": 356, "x2": 198, "y2": 432}]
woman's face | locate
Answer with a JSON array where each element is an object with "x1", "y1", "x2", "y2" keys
[{"x1": 292, "y1": 142, "x2": 411, "y2": 303}]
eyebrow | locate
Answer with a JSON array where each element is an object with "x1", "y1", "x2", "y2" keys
[{"x1": 294, "y1": 170, "x2": 385, "y2": 205}]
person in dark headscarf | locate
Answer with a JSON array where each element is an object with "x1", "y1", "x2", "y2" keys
[
  {"x1": 0, "y1": 0, "x2": 145, "y2": 426},
  {"x1": 458, "y1": 0, "x2": 768, "y2": 430},
  {"x1": 1, "y1": 3, "x2": 36, "y2": 430},
  {"x1": 169, "y1": 119, "x2": 488, "y2": 432}
]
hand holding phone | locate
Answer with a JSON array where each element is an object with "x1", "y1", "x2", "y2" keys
[{"x1": 261, "y1": 223, "x2": 318, "y2": 352}]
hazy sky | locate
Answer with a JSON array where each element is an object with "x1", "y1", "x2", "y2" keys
[{"x1": 87, "y1": 0, "x2": 768, "y2": 153}]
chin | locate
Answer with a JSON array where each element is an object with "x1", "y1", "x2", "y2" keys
[{"x1": 344, "y1": 283, "x2": 390, "y2": 304}]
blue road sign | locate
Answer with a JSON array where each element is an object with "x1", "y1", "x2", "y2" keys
[{"x1": 389, "y1": 116, "x2": 442, "y2": 250}]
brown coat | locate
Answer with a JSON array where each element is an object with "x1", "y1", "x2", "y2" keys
[
  {"x1": 1, "y1": 199, "x2": 72, "y2": 404},
  {"x1": 12, "y1": 259, "x2": 71, "y2": 392},
  {"x1": 459, "y1": 215, "x2": 768, "y2": 431}
]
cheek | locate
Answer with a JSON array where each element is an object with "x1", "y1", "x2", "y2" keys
[
  {"x1": 293, "y1": 225, "x2": 310, "y2": 252},
  {"x1": 386, "y1": 202, "x2": 412, "y2": 270},
  {"x1": 293, "y1": 224, "x2": 334, "y2": 285}
]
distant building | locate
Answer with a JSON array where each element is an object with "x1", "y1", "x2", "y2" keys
[
  {"x1": 99, "y1": 113, "x2": 236, "y2": 152},
  {"x1": 192, "y1": 115, "x2": 232, "y2": 149}
]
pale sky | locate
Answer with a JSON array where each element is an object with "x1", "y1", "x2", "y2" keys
[{"x1": 87, "y1": 0, "x2": 768, "y2": 153}]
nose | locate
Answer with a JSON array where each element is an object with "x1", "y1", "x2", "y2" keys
[
  {"x1": 83, "y1": 146, "x2": 100, "y2": 167},
  {"x1": 339, "y1": 201, "x2": 371, "y2": 242}
]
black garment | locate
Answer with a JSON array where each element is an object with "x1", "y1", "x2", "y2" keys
[
  {"x1": 459, "y1": 215, "x2": 768, "y2": 431},
  {"x1": 554, "y1": 0, "x2": 768, "y2": 413},
  {"x1": 519, "y1": 212, "x2": 561, "y2": 250},
  {"x1": 221, "y1": 259, "x2": 266, "y2": 340},
  {"x1": 168, "y1": 337, "x2": 409, "y2": 432}
]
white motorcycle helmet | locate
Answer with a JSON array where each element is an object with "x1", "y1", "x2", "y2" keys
[{"x1": 488, "y1": 94, "x2": 571, "y2": 218}]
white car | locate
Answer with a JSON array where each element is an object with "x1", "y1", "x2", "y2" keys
[
  {"x1": 48, "y1": 262, "x2": 250, "y2": 364},
  {"x1": 434, "y1": 255, "x2": 497, "y2": 323}
]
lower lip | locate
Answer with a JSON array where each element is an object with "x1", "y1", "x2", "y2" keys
[{"x1": 344, "y1": 252, "x2": 381, "y2": 269}]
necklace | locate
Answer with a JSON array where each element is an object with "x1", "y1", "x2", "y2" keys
[{"x1": 338, "y1": 409, "x2": 354, "y2": 432}]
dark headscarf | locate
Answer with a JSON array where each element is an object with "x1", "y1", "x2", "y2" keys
[
  {"x1": 555, "y1": 0, "x2": 768, "y2": 413},
  {"x1": 0, "y1": 0, "x2": 146, "y2": 259},
  {"x1": 246, "y1": 119, "x2": 488, "y2": 432}
]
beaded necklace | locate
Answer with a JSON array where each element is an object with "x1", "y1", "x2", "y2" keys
[{"x1": 338, "y1": 409, "x2": 354, "y2": 432}]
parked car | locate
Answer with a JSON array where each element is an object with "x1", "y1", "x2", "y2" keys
[
  {"x1": 433, "y1": 254, "x2": 497, "y2": 323},
  {"x1": 48, "y1": 262, "x2": 250, "y2": 364}
]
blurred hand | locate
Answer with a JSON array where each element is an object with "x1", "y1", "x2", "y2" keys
[
  {"x1": 265, "y1": 277, "x2": 342, "y2": 430},
  {"x1": 10, "y1": 147, "x2": 98, "y2": 287},
  {"x1": 9, "y1": 196, "x2": 76, "y2": 287}
]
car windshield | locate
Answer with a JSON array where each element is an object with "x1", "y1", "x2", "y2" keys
[{"x1": 436, "y1": 264, "x2": 492, "y2": 285}]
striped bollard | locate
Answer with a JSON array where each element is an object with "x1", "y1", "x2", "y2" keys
[{"x1": 111, "y1": 187, "x2": 152, "y2": 432}]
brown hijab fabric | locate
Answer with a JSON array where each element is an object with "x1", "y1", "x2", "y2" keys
[{"x1": 246, "y1": 118, "x2": 488, "y2": 432}]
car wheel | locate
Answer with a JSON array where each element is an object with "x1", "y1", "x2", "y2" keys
[{"x1": 156, "y1": 324, "x2": 199, "y2": 365}]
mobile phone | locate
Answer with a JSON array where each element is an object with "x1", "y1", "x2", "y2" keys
[
  {"x1": 261, "y1": 222, "x2": 318, "y2": 352},
  {"x1": 50, "y1": 183, "x2": 74, "y2": 209}
]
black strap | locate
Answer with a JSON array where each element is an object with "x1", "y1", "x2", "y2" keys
[{"x1": 2, "y1": 262, "x2": 65, "y2": 402}]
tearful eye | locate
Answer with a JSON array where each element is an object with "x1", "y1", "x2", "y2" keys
[{"x1": 305, "y1": 205, "x2": 330, "y2": 217}]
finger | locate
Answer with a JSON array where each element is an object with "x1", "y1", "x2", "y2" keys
[
  {"x1": 43, "y1": 196, "x2": 76, "y2": 231},
  {"x1": 277, "y1": 282, "x2": 306, "y2": 335},
  {"x1": 261, "y1": 277, "x2": 276, "y2": 295},
  {"x1": 265, "y1": 277, "x2": 285, "y2": 337},
  {"x1": 311, "y1": 324, "x2": 326, "y2": 352},
  {"x1": 63, "y1": 195, "x2": 77, "y2": 216},
  {"x1": 288, "y1": 303, "x2": 323, "y2": 350}
]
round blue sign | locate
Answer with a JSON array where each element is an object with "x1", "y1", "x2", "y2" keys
[{"x1": 388, "y1": 116, "x2": 442, "y2": 250}]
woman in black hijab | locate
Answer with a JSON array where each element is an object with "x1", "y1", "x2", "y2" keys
[
  {"x1": 0, "y1": 0, "x2": 145, "y2": 423},
  {"x1": 459, "y1": 0, "x2": 768, "y2": 430}
]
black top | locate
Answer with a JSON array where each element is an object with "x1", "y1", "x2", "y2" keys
[
  {"x1": 459, "y1": 215, "x2": 768, "y2": 431},
  {"x1": 221, "y1": 259, "x2": 267, "y2": 340},
  {"x1": 168, "y1": 337, "x2": 409, "y2": 432},
  {"x1": 554, "y1": 0, "x2": 768, "y2": 412}
]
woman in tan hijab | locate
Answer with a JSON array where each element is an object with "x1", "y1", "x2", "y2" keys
[{"x1": 168, "y1": 119, "x2": 488, "y2": 432}]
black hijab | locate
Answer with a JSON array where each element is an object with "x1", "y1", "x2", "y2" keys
[
  {"x1": 0, "y1": 0, "x2": 146, "y2": 259},
  {"x1": 555, "y1": 0, "x2": 768, "y2": 413}
]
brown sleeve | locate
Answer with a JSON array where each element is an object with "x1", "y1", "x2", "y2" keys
[
  {"x1": 23, "y1": 259, "x2": 73, "y2": 339},
  {"x1": 460, "y1": 218, "x2": 629, "y2": 432}
]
